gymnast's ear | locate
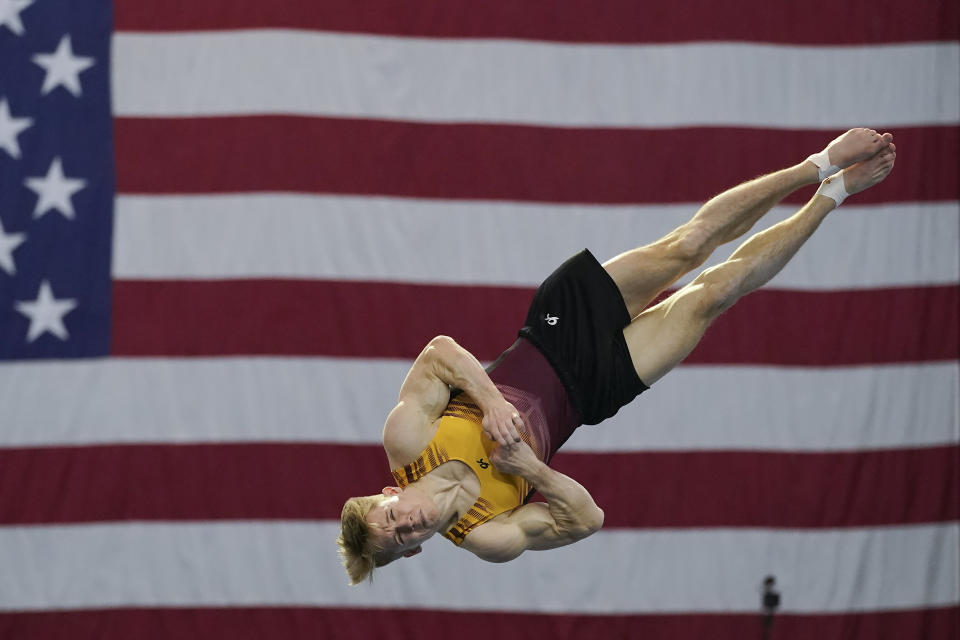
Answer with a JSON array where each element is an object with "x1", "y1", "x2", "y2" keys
[{"x1": 402, "y1": 545, "x2": 423, "y2": 558}]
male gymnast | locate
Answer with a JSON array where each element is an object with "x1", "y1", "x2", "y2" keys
[{"x1": 337, "y1": 128, "x2": 896, "y2": 584}]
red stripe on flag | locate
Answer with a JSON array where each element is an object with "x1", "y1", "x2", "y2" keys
[
  {"x1": 2, "y1": 443, "x2": 956, "y2": 527},
  {"x1": 548, "y1": 446, "x2": 960, "y2": 528},
  {"x1": 113, "y1": 119, "x2": 959, "y2": 205},
  {"x1": 111, "y1": 279, "x2": 528, "y2": 360},
  {"x1": 2, "y1": 606, "x2": 958, "y2": 640},
  {"x1": 112, "y1": 0, "x2": 960, "y2": 44},
  {"x1": 110, "y1": 280, "x2": 960, "y2": 365}
]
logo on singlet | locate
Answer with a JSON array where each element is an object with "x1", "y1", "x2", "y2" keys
[
  {"x1": 476, "y1": 458, "x2": 490, "y2": 469},
  {"x1": 545, "y1": 313, "x2": 559, "y2": 326}
]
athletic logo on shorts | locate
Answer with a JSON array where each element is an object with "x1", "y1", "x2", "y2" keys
[{"x1": 545, "y1": 314, "x2": 559, "y2": 326}]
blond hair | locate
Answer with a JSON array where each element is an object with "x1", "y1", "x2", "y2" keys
[{"x1": 336, "y1": 494, "x2": 397, "y2": 585}]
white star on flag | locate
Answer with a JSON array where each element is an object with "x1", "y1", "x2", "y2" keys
[
  {"x1": 0, "y1": 97, "x2": 33, "y2": 159},
  {"x1": 0, "y1": 0, "x2": 33, "y2": 36},
  {"x1": 24, "y1": 156, "x2": 87, "y2": 219},
  {"x1": 31, "y1": 34, "x2": 95, "y2": 97},
  {"x1": 0, "y1": 218, "x2": 26, "y2": 276},
  {"x1": 14, "y1": 279, "x2": 77, "y2": 342}
]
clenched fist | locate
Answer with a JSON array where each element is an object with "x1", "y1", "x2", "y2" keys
[
  {"x1": 482, "y1": 400, "x2": 525, "y2": 446},
  {"x1": 490, "y1": 440, "x2": 542, "y2": 478}
]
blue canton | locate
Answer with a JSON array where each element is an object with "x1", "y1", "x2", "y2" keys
[{"x1": 0, "y1": 0, "x2": 113, "y2": 359}]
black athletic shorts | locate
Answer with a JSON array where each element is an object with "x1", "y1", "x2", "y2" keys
[{"x1": 518, "y1": 249, "x2": 649, "y2": 425}]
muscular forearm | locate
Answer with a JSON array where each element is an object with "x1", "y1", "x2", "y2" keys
[
  {"x1": 522, "y1": 460, "x2": 604, "y2": 538},
  {"x1": 427, "y1": 335, "x2": 503, "y2": 411}
]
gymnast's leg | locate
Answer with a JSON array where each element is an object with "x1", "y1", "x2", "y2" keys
[
  {"x1": 603, "y1": 128, "x2": 893, "y2": 318},
  {"x1": 620, "y1": 142, "x2": 897, "y2": 385}
]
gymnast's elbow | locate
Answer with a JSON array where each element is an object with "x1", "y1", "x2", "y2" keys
[
  {"x1": 568, "y1": 506, "x2": 604, "y2": 541},
  {"x1": 585, "y1": 506, "x2": 605, "y2": 535}
]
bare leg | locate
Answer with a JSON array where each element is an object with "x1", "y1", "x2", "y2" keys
[
  {"x1": 622, "y1": 144, "x2": 897, "y2": 385},
  {"x1": 603, "y1": 162, "x2": 817, "y2": 318},
  {"x1": 605, "y1": 128, "x2": 893, "y2": 318}
]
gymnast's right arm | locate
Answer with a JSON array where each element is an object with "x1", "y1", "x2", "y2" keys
[
  {"x1": 383, "y1": 336, "x2": 523, "y2": 465},
  {"x1": 460, "y1": 441, "x2": 605, "y2": 562}
]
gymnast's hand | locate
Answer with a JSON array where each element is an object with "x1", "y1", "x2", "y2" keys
[
  {"x1": 481, "y1": 400, "x2": 525, "y2": 446},
  {"x1": 490, "y1": 440, "x2": 541, "y2": 478}
]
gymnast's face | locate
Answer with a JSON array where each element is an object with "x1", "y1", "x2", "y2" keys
[{"x1": 365, "y1": 486, "x2": 441, "y2": 558}]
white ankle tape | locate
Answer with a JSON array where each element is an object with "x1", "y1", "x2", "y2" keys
[
  {"x1": 806, "y1": 149, "x2": 841, "y2": 181},
  {"x1": 816, "y1": 175, "x2": 849, "y2": 206}
]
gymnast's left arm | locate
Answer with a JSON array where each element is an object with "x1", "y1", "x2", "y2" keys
[{"x1": 460, "y1": 442, "x2": 605, "y2": 562}]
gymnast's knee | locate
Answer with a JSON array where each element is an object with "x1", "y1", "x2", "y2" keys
[
  {"x1": 668, "y1": 222, "x2": 717, "y2": 272},
  {"x1": 686, "y1": 267, "x2": 742, "y2": 318}
]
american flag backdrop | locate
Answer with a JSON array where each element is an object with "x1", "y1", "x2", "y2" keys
[{"x1": 0, "y1": 1, "x2": 958, "y2": 638}]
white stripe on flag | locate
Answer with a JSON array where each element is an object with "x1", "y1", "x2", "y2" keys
[
  {"x1": 0, "y1": 359, "x2": 955, "y2": 451},
  {"x1": 111, "y1": 33, "x2": 960, "y2": 127},
  {"x1": 0, "y1": 521, "x2": 956, "y2": 613},
  {"x1": 113, "y1": 195, "x2": 960, "y2": 290}
]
